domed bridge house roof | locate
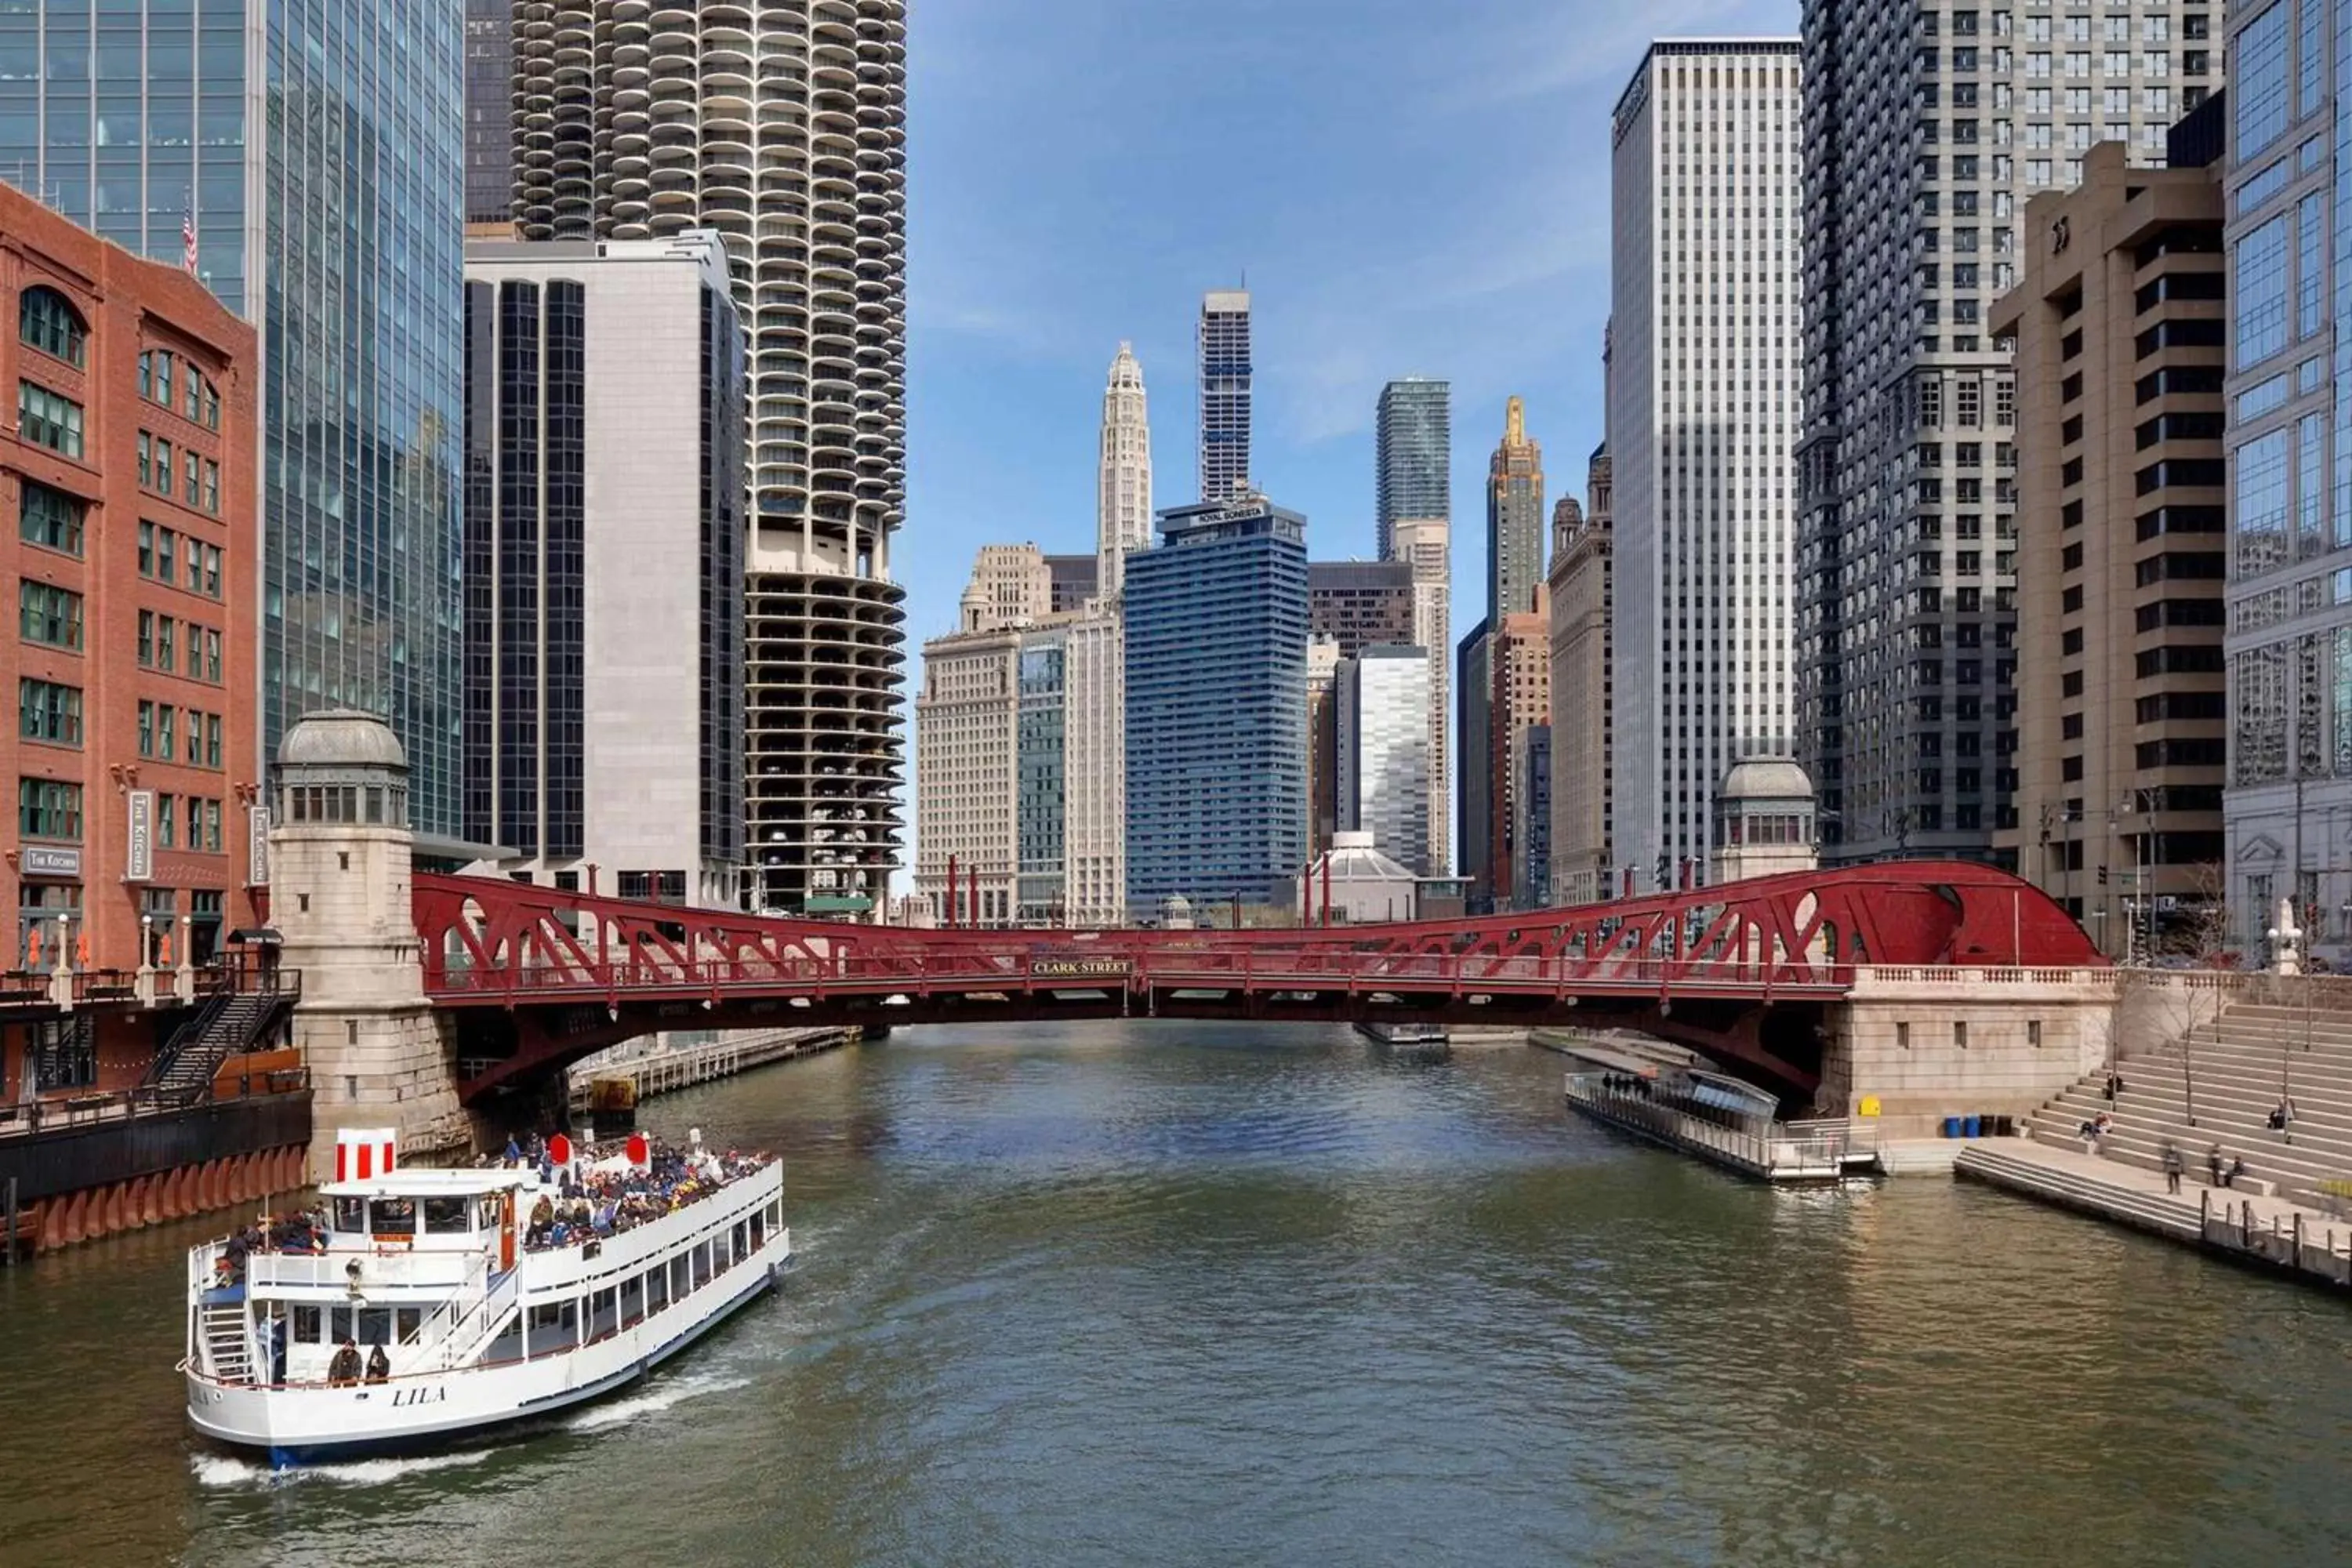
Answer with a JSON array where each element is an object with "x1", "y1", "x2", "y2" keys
[
  {"x1": 1313, "y1": 831, "x2": 1417, "y2": 884},
  {"x1": 277, "y1": 709, "x2": 408, "y2": 771},
  {"x1": 1718, "y1": 757, "x2": 1814, "y2": 804}
]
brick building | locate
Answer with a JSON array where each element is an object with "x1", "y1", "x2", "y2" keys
[{"x1": 3, "y1": 180, "x2": 260, "y2": 1046}]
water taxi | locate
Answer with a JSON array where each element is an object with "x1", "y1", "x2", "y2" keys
[{"x1": 181, "y1": 1127, "x2": 788, "y2": 1466}]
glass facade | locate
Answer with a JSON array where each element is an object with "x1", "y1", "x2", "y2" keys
[
  {"x1": 1016, "y1": 635, "x2": 1066, "y2": 924},
  {"x1": 0, "y1": 1, "x2": 466, "y2": 836},
  {"x1": 1123, "y1": 496, "x2": 1308, "y2": 913},
  {"x1": 1374, "y1": 377, "x2": 1450, "y2": 561}
]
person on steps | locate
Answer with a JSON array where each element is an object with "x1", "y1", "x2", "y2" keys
[
  {"x1": 2207, "y1": 1144, "x2": 2224, "y2": 1187},
  {"x1": 2161, "y1": 1141, "x2": 2184, "y2": 1195},
  {"x1": 2226, "y1": 1155, "x2": 2247, "y2": 1189}
]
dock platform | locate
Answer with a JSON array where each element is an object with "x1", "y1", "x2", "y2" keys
[{"x1": 1564, "y1": 1073, "x2": 1881, "y2": 1181}]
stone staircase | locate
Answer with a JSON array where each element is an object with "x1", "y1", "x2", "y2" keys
[
  {"x1": 1953, "y1": 1145, "x2": 2201, "y2": 1241},
  {"x1": 2027, "y1": 1000, "x2": 2352, "y2": 1210}
]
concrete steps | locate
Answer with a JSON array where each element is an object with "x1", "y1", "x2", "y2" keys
[{"x1": 1955, "y1": 1145, "x2": 2201, "y2": 1241}]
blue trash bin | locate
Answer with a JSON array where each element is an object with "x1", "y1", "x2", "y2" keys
[
  {"x1": 1942, "y1": 1116, "x2": 1962, "y2": 1138},
  {"x1": 1962, "y1": 1115, "x2": 1982, "y2": 1138}
]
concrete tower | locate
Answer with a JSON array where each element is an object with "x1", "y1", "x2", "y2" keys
[
  {"x1": 1199, "y1": 291, "x2": 1253, "y2": 499},
  {"x1": 1098, "y1": 343, "x2": 1153, "y2": 599},
  {"x1": 510, "y1": 1, "x2": 910, "y2": 918}
]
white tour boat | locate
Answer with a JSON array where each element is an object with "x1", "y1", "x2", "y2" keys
[{"x1": 181, "y1": 1127, "x2": 789, "y2": 1466}]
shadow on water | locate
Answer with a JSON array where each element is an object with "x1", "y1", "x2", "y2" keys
[{"x1": 2, "y1": 1019, "x2": 2350, "y2": 1567}]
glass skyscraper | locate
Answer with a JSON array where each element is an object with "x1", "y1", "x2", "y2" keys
[
  {"x1": 1375, "y1": 376, "x2": 1450, "y2": 561},
  {"x1": 1124, "y1": 494, "x2": 1308, "y2": 914},
  {"x1": 0, "y1": 0, "x2": 466, "y2": 837}
]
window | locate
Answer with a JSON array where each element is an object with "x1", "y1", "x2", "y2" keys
[
  {"x1": 138, "y1": 520, "x2": 154, "y2": 576},
  {"x1": 183, "y1": 535, "x2": 199, "y2": 588},
  {"x1": 18, "y1": 779, "x2": 82, "y2": 840},
  {"x1": 205, "y1": 713, "x2": 222, "y2": 768},
  {"x1": 20, "y1": 480, "x2": 83, "y2": 555},
  {"x1": 137, "y1": 699, "x2": 154, "y2": 757},
  {"x1": 182, "y1": 448, "x2": 199, "y2": 507},
  {"x1": 2234, "y1": 214, "x2": 2291, "y2": 368},
  {"x1": 153, "y1": 352, "x2": 172, "y2": 411},
  {"x1": 16, "y1": 382, "x2": 82, "y2": 457},
  {"x1": 186, "y1": 708, "x2": 202, "y2": 764},
  {"x1": 201, "y1": 459, "x2": 219, "y2": 514},
  {"x1": 18, "y1": 678, "x2": 80, "y2": 746},
  {"x1": 201, "y1": 545, "x2": 221, "y2": 597},
  {"x1": 18, "y1": 287, "x2": 85, "y2": 366},
  {"x1": 158, "y1": 705, "x2": 176, "y2": 760},
  {"x1": 202, "y1": 626, "x2": 221, "y2": 682},
  {"x1": 157, "y1": 616, "x2": 175, "y2": 673},
  {"x1": 158, "y1": 793, "x2": 176, "y2": 850},
  {"x1": 2234, "y1": 3, "x2": 2291, "y2": 159},
  {"x1": 205, "y1": 797, "x2": 222, "y2": 851},
  {"x1": 136, "y1": 431, "x2": 151, "y2": 488},
  {"x1": 153, "y1": 438, "x2": 172, "y2": 496},
  {"x1": 20, "y1": 583, "x2": 82, "y2": 649},
  {"x1": 137, "y1": 609, "x2": 154, "y2": 667}
]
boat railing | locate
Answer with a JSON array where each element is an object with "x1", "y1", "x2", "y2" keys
[
  {"x1": 422, "y1": 1261, "x2": 522, "y2": 1372},
  {"x1": 247, "y1": 1246, "x2": 487, "y2": 1292}
]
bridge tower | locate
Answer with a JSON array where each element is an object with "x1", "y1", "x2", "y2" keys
[{"x1": 269, "y1": 711, "x2": 473, "y2": 1176}]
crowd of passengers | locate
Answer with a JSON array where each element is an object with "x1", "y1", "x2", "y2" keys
[{"x1": 491, "y1": 1134, "x2": 768, "y2": 1253}]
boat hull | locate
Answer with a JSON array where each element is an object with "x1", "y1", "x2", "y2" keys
[{"x1": 188, "y1": 1240, "x2": 787, "y2": 1468}]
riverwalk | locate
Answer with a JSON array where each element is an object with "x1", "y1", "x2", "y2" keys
[
  {"x1": 1958, "y1": 1138, "x2": 2352, "y2": 1288},
  {"x1": 569, "y1": 1026, "x2": 855, "y2": 1112}
]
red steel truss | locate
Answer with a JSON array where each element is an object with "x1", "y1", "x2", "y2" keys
[{"x1": 415, "y1": 860, "x2": 2100, "y2": 1102}]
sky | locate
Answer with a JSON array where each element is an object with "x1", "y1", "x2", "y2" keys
[{"x1": 895, "y1": 0, "x2": 1796, "y2": 881}]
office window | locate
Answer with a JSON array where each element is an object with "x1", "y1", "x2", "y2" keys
[
  {"x1": 2235, "y1": 216, "x2": 2291, "y2": 368},
  {"x1": 16, "y1": 382, "x2": 83, "y2": 457},
  {"x1": 20, "y1": 480, "x2": 83, "y2": 555},
  {"x1": 20, "y1": 583, "x2": 82, "y2": 649},
  {"x1": 2234, "y1": 4, "x2": 2290, "y2": 158},
  {"x1": 19, "y1": 289, "x2": 85, "y2": 365},
  {"x1": 18, "y1": 678, "x2": 81, "y2": 746}
]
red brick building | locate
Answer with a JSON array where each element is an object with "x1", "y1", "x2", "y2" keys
[{"x1": 3, "y1": 181, "x2": 260, "y2": 1092}]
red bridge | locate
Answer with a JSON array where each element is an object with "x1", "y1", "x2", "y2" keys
[{"x1": 413, "y1": 861, "x2": 2103, "y2": 1111}]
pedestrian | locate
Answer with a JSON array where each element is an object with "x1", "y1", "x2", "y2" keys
[
  {"x1": 365, "y1": 1343, "x2": 391, "y2": 1385},
  {"x1": 2206, "y1": 1143, "x2": 2223, "y2": 1187},
  {"x1": 2161, "y1": 1140, "x2": 2184, "y2": 1195},
  {"x1": 2226, "y1": 1155, "x2": 2247, "y2": 1190},
  {"x1": 327, "y1": 1337, "x2": 362, "y2": 1387}
]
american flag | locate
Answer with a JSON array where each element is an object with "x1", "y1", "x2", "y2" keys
[{"x1": 181, "y1": 192, "x2": 197, "y2": 275}]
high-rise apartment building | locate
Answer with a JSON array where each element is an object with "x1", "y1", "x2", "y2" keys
[
  {"x1": 1059, "y1": 609, "x2": 1124, "y2": 926},
  {"x1": 1376, "y1": 377, "x2": 1450, "y2": 561},
  {"x1": 459, "y1": 233, "x2": 746, "y2": 907},
  {"x1": 1549, "y1": 451, "x2": 1616, "y2": 902},
  {"x1": 1798, "y1": 0, "x2": 2215, "y2": 867},
  {"x1": 1456, "y1": 620, "x2": 1493, "y2": 897},
  {"x1": 1485, "y1": 397, "x2": 1546, "y2": 623},
  {"x1": 2223, "y1": 1, "x2": 2349, "y2": 956},
  {"x1": 1308, "y1": 561, "x2": 1417, "y2": 655},
  {"x1": 1125, "y1": 494, "x2": 1308, "y2": 913},
  {"x1": 1613, "y1": 39, "x2": 1802, "y2": 889},
  {"x1": 0, "y1": 1, "x2": 468, "y2": 836},
  {"x1": 1486, "y1": 600, "x2": 1552, "y2": 909},
  {"x1": 1390, "y1": 516, "x2": 1453, "y2": 876},
  {"x1": 1, "y1": 183, "x2": 261, "y2": 984},
  {"x1": 465, "y1": 0, "x2": 513, "y2": 228},
  {"x1": 1338, "y1": 646, "x2": 1433, "y2": 874},
  {"x1": 510, "y1": 0, "x2": 909, "y2": 916},
  {"x1": 1306, "y1": 633, "x2": 1344, "y2": 858},
  {"x1": 1513, "y1": 724, "x2": 1553, "y2": 909},
  {"x1": 1992, "y1": 137, "x2": 2225, "y2": 953},
  {"x1": 960, "y1": 544, "x2": 1053, "y2": 632},
  {"x1": 1014, "y1": 626, "x2": 1068, "y2": 925},
  {"x1": 1198, "y1": 291, "x2": 1253, "y2": 499},
  {"x1": 1098, "y1": 343, "x2": 1152, "y2": 599}
]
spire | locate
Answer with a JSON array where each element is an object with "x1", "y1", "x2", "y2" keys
[
  {"x1": 1098, "y1": 340, "x2": 1153, "y2": 601},
  {"x1": 1504, "y1": 394, "x2": 1526, "y2": 446}
]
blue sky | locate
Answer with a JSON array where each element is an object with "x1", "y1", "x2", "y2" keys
[{"x1": 901, "y1": 0, "x2": 1798, "y2": 644}]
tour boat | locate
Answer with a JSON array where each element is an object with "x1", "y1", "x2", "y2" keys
[{"x1": 181, "y1": 1127, "x2": 789, "y2": 1467}]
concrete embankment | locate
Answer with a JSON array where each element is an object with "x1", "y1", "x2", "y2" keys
[{"x1": 569, "y1": 1026, "x2": 856, "y2": 1112}]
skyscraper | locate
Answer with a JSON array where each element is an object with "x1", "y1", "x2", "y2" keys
[
  {"x1": 464, "y1": 0, "x2": 513, "y2": 227},
  {"x1": 1126, "y1": 494, "x2": 1308, "y2": 913},
  {"x1": 1376, "y1": 377, "x2": 1450, "y2": 561},
  {"x1": 1098, "y1": 343, "x2": 1152, "y2": 599},
  {"x1": 1456, "y1": 621, "x2": 1493, "y2": 897},
  {"x1": 459, "y1": 233, "x2": 746, "y2": 907},
  {"x1": 1198, "y1": 291, "x2": 1253, "y2": 499},
  {"x1": 1390, "y1": 516, "x2": 1453, "y2": 877},
  {"x1": 1549, "y1": 451, "x2": 1614, "y2": 903},
  {"x1": 1485, "y1": 397, "x2": 1545, "y2": 623},
  {"x1": 1487, "y1": 600, "x2": 1551, "y2": 909},
  {"x1": 0, "y1": 1, "x2": 469, "y2": 836},
  {"x1": 1613, "y1": 38, "x2": 1802, "y2": 891},
  {"x1": 1798, "y1": 0, "x2": 2212, "y2": 866},
  {"x1": 510, "y1": 1, "x2": 909, "y2": 917},
  {"x1": 1338, "y1": 647, "x2": 1433, "y2": 874}
]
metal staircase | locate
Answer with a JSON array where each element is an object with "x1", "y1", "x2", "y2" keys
[
  {"x1": 144, "y1": 986, "x2": 296, "y2": 1105},
  {"x1": 201, "y1": 1302, "x2": 254, "y2": 1385}
]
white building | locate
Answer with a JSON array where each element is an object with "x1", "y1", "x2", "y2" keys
[
  {"x1": 1339, "y1": 646, "x2": 1433, "y2": 874},
  {"x1": 1610, "y1": 39, "x2": 1802, "y2": 887},
  {"x1": 914, "y1": 621, "x2": 1019, "y2": 927},
  {"x1": 1797, "y1": 0, "x2": 2213, "y2": 866},
  {"x1": 1199, "y1": 290, "x2": 1253, "y2": 499},
  {"x1": 1389, "y1": 515, "x2": 1451, "y2": 877},
  {"x1": 1098, "y1": 343, "x2": 1153, "y2": 597},
  {"x1": 459, "y1": 232, "x2": 745, "y2": 908},
  {"x1": 1294, "y1": 833, "x2": 1420, "y2": 925},
  {"x1": 1062, "y1": 611, "x2": 1124, "y2": 925}
]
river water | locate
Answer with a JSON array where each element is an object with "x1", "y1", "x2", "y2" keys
[{"x1": 2, "y1": 1022, "x2": 2349, "y2": 1567}]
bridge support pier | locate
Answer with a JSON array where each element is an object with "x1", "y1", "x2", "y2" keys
[
  {"x1": 270, "y1": 712, "x2": 474, "y2": 1178},
  {"x1": 1816, "y1": 968, "x2": 2119, "y2": 1138}
]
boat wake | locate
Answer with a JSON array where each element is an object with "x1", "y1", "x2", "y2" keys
[
  {"x1": 190, "y1": 1446, "x2": 495, "y2": 1489},
  {"x1": 562, "y1": 1373, "x2": 751, "y2": 1432}
]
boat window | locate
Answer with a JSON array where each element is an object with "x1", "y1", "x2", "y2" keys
[
  {"x1": 619, "y1": 1274, "x2": 644, "y2": 1327},
  {"x1": 732, "y1": 1220, "x2": 749, "y2": 1261},
  {"x1": 750, "y1": 1213, "x2": 764, "y2": 1250},
  {"x1": 332, "y1": 1196, "x2": 367, "y2": 1232},
  {"x1": 357, "y1": 1307, "x2": 394, "y2": 1347},
  {"x1": 330, "y1": 1306, "x2": 355, "y2": 1343},
  {"x1": 423, "y1": 1196, "x2": 470, "y2": 1235},
  {"x1": 292, "y1": 1305, "x2": 321, "y2": 1344},
  {"x1": 670, "y1": 1254, "x2": 690, "y2": 1299},
  {"x1": 476, "y1": 1195, "x2": 501, "y2": 1232},
  {"x1": 368, "y1": 1197, "x2": 416, "y2": 1236},
  {"x1": 647, "y1": 1266, "x2": 670, "y2": 1312},
  {"x1": 396, "y1": 1307, "x2": 423, "y2": 1344},
  {"x1": 767, "y1": 1200, "x2": 781, "y2": 1230}
]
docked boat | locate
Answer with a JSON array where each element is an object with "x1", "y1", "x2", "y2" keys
[{"x1": 181, "y1": 1127, "x2": 789, "y2": 1466}]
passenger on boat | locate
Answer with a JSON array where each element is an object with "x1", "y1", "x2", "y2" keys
[
  {"x1": 327, "y1": 1338, "x2": 363, "y2": 1387},
  {"x1": 365, "y1": 1344, "x2": 391, "y2": 1384}
]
